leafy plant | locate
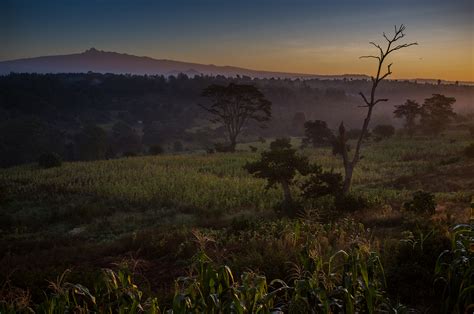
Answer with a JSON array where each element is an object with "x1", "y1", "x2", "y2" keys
[
  {"x1": 245, "y1": 138, "x2": 312, "y2": 208},
  {"x1": 404, "y1": 191, "x2": 436, "y2": 214},
  {"x1": 38, "y1": 268, "x2": 160, "y2": 313},
  {"x1": 334, "y1": 193, "x2": 369, "y2": 212},
  {"x1": 434, "y1": 223, "x2": 474, "y2": 313}
]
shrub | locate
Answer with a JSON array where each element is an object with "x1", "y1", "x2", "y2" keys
[
  {"x1": 173, "y1": 140, "x2": 184, "y2": 152},
  {"x1": 149, "y1": 144, "x2": 163, "y2": 155},
  {"x1": 300, "y1": 170, "x2": 343, "y2": 200},
  {"x1": 214, "y1": 143, "x2": 233, "y2": 152},
  {"x1": 37, "y1": 152, "x2": 62, "y2": 168},
  {"x1": 302, "y1": 120, "x2": 334, "y2": 147},
  {"x1": 205, "y1": 147, "x2": 215, "y2": 154},
  {"x1": 334, "y1": 193, "x2": 369, "y2": 212},
  {"x1": 435, "y1": 223, "x2": 474, "y2": 313},
  {"x1": 373, "y1": 124, "x2": 395, "y2": 139},
  {"x1": 346, "y1": 128, "x2": 371, "y2": 140},
  {"x1": 123, "y1": 151, "x2": 137, "y2": 157},
  {"x1": 464, "y1": 143, "x2": 474, "y2": 158},
  {"x1": 404, "y1": 191, "x2": 436, "y2": 214},
  {"x1": 385, "y1": 227, "x2": 450, "y2": 306},
  {"x1": 273, "y1": 199, "x2": 304, "y2": 218}
]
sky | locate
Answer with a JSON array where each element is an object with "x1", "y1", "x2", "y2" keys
[{"x1": 1, "y1": 0, "x2": 473, "y2": 81}]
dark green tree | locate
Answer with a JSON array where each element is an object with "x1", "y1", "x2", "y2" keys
[
  {"x1": 301, "y1": 170, "x2": 343, "y2": 200},
  {"x1": 420, "y1": 94, "x2": 456, "y2": 135},
  {"x1": 244, "y1": 138, "x2": 311, "y2": 204},
  {"x1": 111, "y1": 121, "x2": 141, "y2": 156},
  {"x1": 302, "y1": 120, "x2": 335, "y2": 147},
  {"x1": 393, "y1": 99, "x2": 422, "y2": 136},
  {"x1": 0, "y1": 117, "x2": 64, "y2": 167},
  {"x1": 149, "y1": 144, "x2": 164, "y2": 155},
  {"x1": 373, "y1": 124, "x2": 395, "y2": 139},
  {"x1": 200, "y1": 83, "x2": 271, "y2": 152},
  {"x1": 74, "y1": 125, "x2": 107, "y2": 161}
]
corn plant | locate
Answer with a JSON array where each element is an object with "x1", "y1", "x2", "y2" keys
[
  {"x1": 287, "y1": 246, "x2": 392, "y2": 314},
  {"x1": 171, "y1": 249, "x2": 287, "y2": 313},
  {"x1": 434, "y1": 223, "x2": 474, "y2": 313},
  {"x1": 38, "y1": 268, "x2": 161, "y2": 314}
]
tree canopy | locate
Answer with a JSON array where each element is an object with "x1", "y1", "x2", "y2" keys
[
  {"x1": 393, "y1": 99, "x2": 422, "y2": 136},
  {"x1": 200, "y1": 83, "x2": 271, "y2": 151},
  {"x1": 420, "y1": 94, "x2": 456, "y2": 135}
]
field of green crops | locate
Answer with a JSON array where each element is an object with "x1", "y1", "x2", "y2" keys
[
  {"x1": 1, "y1": 132, "x2": 473, "y2": 312},
  {"x1": 2, "y1": 134, "x2": 472, "y2": 216}
]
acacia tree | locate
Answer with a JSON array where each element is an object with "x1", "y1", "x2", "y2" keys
[
  {"x1": 420, "y1": 94, "x2": 456, "y2": 136},
  {"x1": 337, "y1": 25, "x2": 417, "y2": 194},
  {"x1": 393, "y1": 99, "x2": 422, "y2": 136},
  {"x1": 200, "y1": 83, "x2": 271, "y2": 152}
]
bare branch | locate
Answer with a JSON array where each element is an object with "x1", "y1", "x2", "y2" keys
[
  {"x1": 369, "y1": 41, "x2": 384, "y2": 56},
  {"x1": 360, "y1": 55, "x2": 380, "y2": 61},
  {"x1": 358, "y1": 92, "x2": 370, "y2": 106},
  {"x1": 374, "y1": 98, "x2": 389, "y2": 105},
  {"x1": 379, "y1": 63, "x2": 393, "y2": 81},
  {"x1": 388, "y1": 42, "x2": 418, "y2": 54}
]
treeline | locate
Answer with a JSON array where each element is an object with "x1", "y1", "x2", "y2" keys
[{"x1": 0, "y1": 73, "x2": 473, "y2": 167}]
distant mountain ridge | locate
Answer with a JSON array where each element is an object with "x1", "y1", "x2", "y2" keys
[{"x1": 0, "y1": 48, "x2": 370, "y2": 80}]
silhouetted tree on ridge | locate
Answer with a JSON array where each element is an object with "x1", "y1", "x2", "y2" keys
[
  {"x1": 199, "y1": 83, "x2": 271, "y2": 152},
  {"x1": 420, "y1": 94, "x2": 456, "y2": 135},
  {"x1": 393, "y1": 99, "x2": 422, "y2": 136}
]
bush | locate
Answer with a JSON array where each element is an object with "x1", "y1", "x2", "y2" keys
[
  {"x1": 346, "y1": 128, "x2": 371, "y2": 140},
  {"x1": 435, "y1": 223, "x2": 474, "y2": 313},
  {"x1": 123, "y1": 151, "x2": 137, "y2": 157},
  {"x1": 464, "y1": 143, "x2": 474, "y2": 158},
  {"x1": 149, "y1": 144, "x2": 163, "y2": 155},
  {"x1": 273, "y1": 199, "x2": 304, "y2": 218},
  {"x1": 214, "y1": 143, "x2": 233, "y2": 152},
  {"x1": 37, "y1": 152, "x2": 62, "y2": 168},
  {"x1": 373, "y1": 124, "x2": 395, "y2": 139},
  {"x1": 385, "y1": 227, "x2": 450, "y2": 306},
  {"x1": 335, "y1": 193, "x2": 368, "y2": 212},
  {"x1": 173, "y1": 141, "x2": 184, "y2": 152},
  {"x1": 404, "y1": 191, "x2": 436, "y2": 214},
  {"x1": 301, "y1": 170, "x2": 343, "y2": 200}
]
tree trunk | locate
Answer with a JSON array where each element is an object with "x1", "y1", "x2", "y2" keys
[
  {"x1": 229, "y1": 138, "x2": 236, "y2": 152},
  {"x1": 281, "y1": 181, "x2": 292, "y2": 204},
  {"x1": 342, "y1": 164, "x2": 353, "y2": 195}
]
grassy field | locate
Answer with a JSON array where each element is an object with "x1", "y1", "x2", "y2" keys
[{"x1": 1, "y1": 132, "x2": 473, "y2": 311}]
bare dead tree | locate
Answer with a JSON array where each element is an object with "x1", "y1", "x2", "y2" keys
[{"x1": 338, "y1": 25, "x2": 417, "y2": 194}]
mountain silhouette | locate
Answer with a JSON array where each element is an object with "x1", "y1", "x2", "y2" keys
[{"x1": 0, "y1": 48, "x2": 369, "y2": 80}]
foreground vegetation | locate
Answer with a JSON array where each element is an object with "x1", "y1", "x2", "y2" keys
[{"x1": 1, "y1": 132, "x2": 473, "y2": 312}]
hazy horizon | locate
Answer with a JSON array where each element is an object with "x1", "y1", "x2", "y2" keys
[{"x1": 2, "y1": 0, "x2": 473, "y2": 81}]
